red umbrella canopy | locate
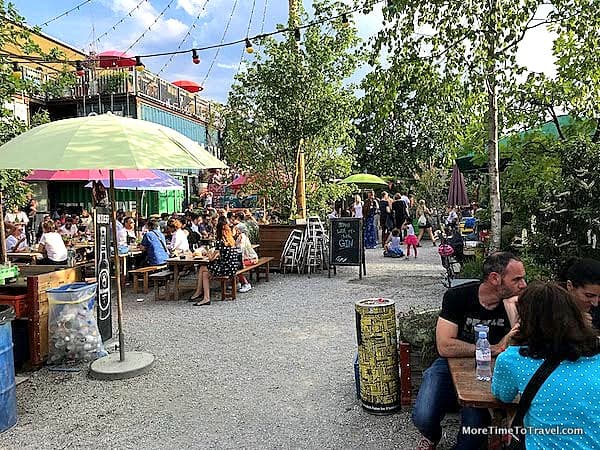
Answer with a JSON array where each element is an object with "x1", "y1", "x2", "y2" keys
[
  {"x1": 26, "y1": 169, "x2": 159, "y2": 182},
  {"x1": 172, "y1": 80, "x2": 203, "y2": 93},
  {"x1": 96, "y1": 50, "x2": 136, "y2": 68}
]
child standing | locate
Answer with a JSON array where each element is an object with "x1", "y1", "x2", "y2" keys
[
  {"x1": 383, "y1": 228, "x2": 404, "y2": 257},
  {"x1": 404, "y1": 219, "x2": 419, "y2": 258}
]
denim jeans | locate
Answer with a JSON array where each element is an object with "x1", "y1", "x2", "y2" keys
[{"x1": 412, "y1": 357, "x2": 490, "y2": 449}]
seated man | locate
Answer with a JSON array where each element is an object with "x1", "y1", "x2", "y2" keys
[
  {"x1": 413, "y1": 252, "x2": 526, "y2": 450},
  {"x1": 6, "y1": 224, "x2": 28, "y2": 252},
  {"x1": 139, "y1": 219, "x2": 169, "y2": 266}
]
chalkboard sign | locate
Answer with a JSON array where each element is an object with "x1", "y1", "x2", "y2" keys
[{"x1": 329, "y1": 218, "x2": 365, "y2": 278}]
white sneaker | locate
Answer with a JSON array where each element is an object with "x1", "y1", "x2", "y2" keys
[{"x1": 239, "y1": 283, "x2": 252, "y2": 293}]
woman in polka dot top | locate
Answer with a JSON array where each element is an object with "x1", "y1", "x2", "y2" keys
[{"x1": 491, "y1": 282, "x2": 600, "y2": 449}]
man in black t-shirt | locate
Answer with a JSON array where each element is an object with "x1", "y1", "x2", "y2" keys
[{"x1": 413, "y1": 252, "x2": 526, "y2": 450}]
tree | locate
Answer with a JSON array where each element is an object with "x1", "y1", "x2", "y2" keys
[
  {"x1": 0, "y1": 2, "x2": 75, "y2": 208},
  {"x1": 365, "y1": 0, "x2": 574, "y2": 250},
  {"x1": 223, "y1": 0, "x2": 359, "y2": 218}
]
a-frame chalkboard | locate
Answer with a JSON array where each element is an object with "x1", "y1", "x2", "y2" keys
[{"x1": 328, "y1": 217, "x2": 366, "y2": 279}]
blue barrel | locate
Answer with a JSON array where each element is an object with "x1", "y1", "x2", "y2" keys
[{"x1": 0, "y1": 305, "x2": 17, "y2": 432}]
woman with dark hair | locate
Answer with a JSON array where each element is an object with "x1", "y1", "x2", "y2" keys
[
  {"x1": 558, "y1": 257, "x2": 600, "y2": 330},
  {"x1": 363, "y1": 191, "x2": 379, "y2": 249},
  {"x1": 492, "y1": 282, "x2": 600, "y2": 449},
  {"x1": 190, "y1": 216, "x2": 241, "y2": 306}
]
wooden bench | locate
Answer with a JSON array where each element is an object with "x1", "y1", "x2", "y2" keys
[
  {"x1": 149, "y1": 270, "x2": 173, "y2": 301},
  {"x1": 129, "y1": 265, "x2": 167, "y2": 294},
  {"x1": 214, "y1": 257, "x2": 274, "y2": 301}
]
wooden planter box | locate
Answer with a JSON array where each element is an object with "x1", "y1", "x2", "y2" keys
[
  {"x1": 19, "y1": 266, "x2": 84, "y2": 368},
  {"x1": 258, "y1": 224, "x2": 306, "y2": 268}
]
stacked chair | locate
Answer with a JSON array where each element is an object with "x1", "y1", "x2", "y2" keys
[{"x1": 280, "y1": 217, "x2": 329, "y2": 274}]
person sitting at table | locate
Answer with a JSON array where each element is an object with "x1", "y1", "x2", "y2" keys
[
  {"x1": 492, "y1": 282, "x2": 600, "y2": 449},
  {"x1": 36, "y1": 215, "x2": 52, "y2": 242},
  {"x1": 139, "y1": 219, "x2": 169, "y2": 266},
  {"x1": 37, "y1": 221, "x2": 68, "y2": 265},
  {"x1": 4, "y1": 205, "x2": 29, "y2": 225},
  {"x1": 412, "y1": 252, "x2": 526, "y2": 450},
  {"x1": 80, "y1": 209, "x2": 93, "y2": 231},
  {"x1": 118, "y1": 217, "x2": 137, "y2": 246},
  {"x1": 167, "y1": 217, "x2": 189, "y2": 254},
  {"x1": 6, "y1": 224, "x2": 28, "y2": 252},
  {"x1": 190, "y1": 216, "x2": 240, "y2": 305},
  {"x1": 558, "y1": 257, "x2": 600, "y2": 330},
  {"x1": 59, "y1": 216, "x2": 78, "y2": 238}
]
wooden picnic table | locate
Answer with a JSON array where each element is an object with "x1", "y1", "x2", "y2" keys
[
  {"x1": 448, "y1": 357, "x2": 518, "y2": 408},
  {"x1": 448, "y1": 357, "x2": 518, "y2": 449},
  {"x1": 7, "y1": 251, "x2": 44, "y2": 264},
  {"x1": 166, "y1": 255, "x2": 209, "y2": 300}
]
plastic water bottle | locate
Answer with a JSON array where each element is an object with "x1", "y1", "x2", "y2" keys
[{"x1": 476, "y1": 331, "x2": 492, "y2": 381}]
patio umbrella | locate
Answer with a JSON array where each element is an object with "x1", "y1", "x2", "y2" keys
[
  {"x1": 340, "y1": 173, "x2": 388, "y2": 188},
  {"x1": 172, "y1": 80, "x2": 203, "y2": 93},
  {"x1": 0, "y1": 113, "x2": 227, "y2": 379},
  {"x1": 96, "y1": 50, "x2": 136, "y2": 68},
  {"x1": 83, "y1": 169, "x2": 183, "y2": 190},
  {"x1": 228, "y1": 174, "x2": 248, "y2": 190},
  {"x1": 26, "y1": 169, "x2": 159, "y2": 182},
  {"x1": 447, "y1": 164, "x2": 469, "y2": 207}
]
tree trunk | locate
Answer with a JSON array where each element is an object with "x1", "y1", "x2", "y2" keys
[{"x1": 487, "y1": 0, "x2": 501, "y2": 252}]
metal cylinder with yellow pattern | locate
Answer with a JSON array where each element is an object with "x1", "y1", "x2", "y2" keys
[{"x1": 355, "y1": 298, "x2": 400, "y2": 414}]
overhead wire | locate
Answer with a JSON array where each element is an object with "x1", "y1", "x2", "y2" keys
[
  {"x1": 123, "y1": 0, "x2": 179, "y2": 54},
  {"x1": 260, "y1": 0, "x2": 269, "y2": 34},
  {"x1": 90, "y1": 0, "x2": 148, "y2": 49},
  {"x1": 38, "y1": 0, "x2": 95, "y2": 27},
  {"x1": 236, "y1": 0, "x2": 257, "y2": 72},
  {"x1": 201, "y1": 0, "x2": 240, "y2": 86},
  {"x1": 157, "y1": 0, "x2": 212, "y2": 76},
  {"x1": 14, "y1": 0, "x2": 387, "y2": 65}
]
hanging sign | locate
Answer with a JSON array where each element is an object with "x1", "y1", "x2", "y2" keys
[{"x1": 94, "y1": 207, "x2": 113, "y2": 342}]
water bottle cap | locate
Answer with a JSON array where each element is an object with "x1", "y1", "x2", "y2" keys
[{"x1": 478, "y1": 331, "x2": 487, "y2": 339}]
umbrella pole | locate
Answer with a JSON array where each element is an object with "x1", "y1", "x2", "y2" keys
[
  {"x1": 109, "y1": 170, "x2": 126, "y2": 361},
  {"x1": 0, "y1": 191, "x2": 7, "y2": 265}
]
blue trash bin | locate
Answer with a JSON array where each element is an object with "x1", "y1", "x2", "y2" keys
[{"x1": 0, "y1": 304, "x2": 17, "y2": 433}]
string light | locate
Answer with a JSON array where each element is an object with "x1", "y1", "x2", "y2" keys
[
  {"x1": 9, "y1": 1, "x2": 385, "y2": 67},
  {"x1": 294, "y1": 28, "x2": 301, "y2": 42},
  {"x1": 342, "y1": 14, "x2": 349, "y2": 27},
  {"x1": 157, "y1": 0, "x2": 212, "y2": 75},
  {"x1": 192, "y1": 49, "x2": 201, "y2": 64},
  {"x1": 135, "y1": 56, "x2": 145, "y2": 72},
  {"x1": 90, "y1": 0, "x2": 148, "y2": 47},
  {"x1": 124, "y1": 0, "x2": 178, "y2": 53},
  {"x1": 245, "y1": 38, "x2": 254, "y2": 54},
  {"x1": 12, "y1": 62, "x2": 21, "y2": 79},
  {"x1": 38, "y1": 0, "x2": 95, "y2": 27}
]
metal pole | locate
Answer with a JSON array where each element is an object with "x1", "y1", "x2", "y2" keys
[{"x1": 109, "y1": 170, "x2": 126, "y2": 361}]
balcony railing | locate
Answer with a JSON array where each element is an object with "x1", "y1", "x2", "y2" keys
[{"x1": 21, "y1": 66, "x2": 220, "y2": 126}]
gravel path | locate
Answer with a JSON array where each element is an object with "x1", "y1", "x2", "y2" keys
[{"x1": 2, "y1": 243, "x2": 459, "y2": 449}]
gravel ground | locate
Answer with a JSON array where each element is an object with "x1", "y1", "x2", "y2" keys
[{"x1": 2, "y1": 243, "x2": 460, "y2": 449}]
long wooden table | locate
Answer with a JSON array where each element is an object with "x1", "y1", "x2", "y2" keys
[{"x1": 166, "y1": 255, "x2": 209, "y2": 300}]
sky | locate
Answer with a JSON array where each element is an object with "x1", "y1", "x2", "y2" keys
[{"x1": 11, "y1": 1, "x2": 556, "y2": 104}]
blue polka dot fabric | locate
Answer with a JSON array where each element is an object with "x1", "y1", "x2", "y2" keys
[{"x1": 492, "y1": 346, "x2": 600, "y2": 449}]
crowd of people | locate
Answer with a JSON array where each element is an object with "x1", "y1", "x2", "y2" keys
[{"x1": 413, "y1": 253, "x2": 600, "y2": 450}]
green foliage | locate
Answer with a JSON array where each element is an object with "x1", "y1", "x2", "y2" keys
[
  {"x1": 398, "y1": 308, "x2": 439, "y2": 369},
  {"x1": 411, "y1": 161, "x2": 450, "y2": 212},
  {"x1": 223, "y1": 0, "x2": 360, "y2": 219},
  {"x1": 460, "y1": 252, "x2": 485, "y2": 280}
]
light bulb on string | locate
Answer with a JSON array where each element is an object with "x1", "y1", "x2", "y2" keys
[
  {"x1": 245, "y1": 38, "x2": 254, "y2": 54},
  {"x1": 341, "y1": 14, "x2": 349, "y2": 27},
  {"x1": 135, "y1": 56, "x2": 145, "y2": 72},
  {"x1": 12, "y1": 62, "x2": 22, "y2": 79},
  {"x1": 294, "y1": 28, "x2": 301, "y2": 42},
  {"x1": 192, "y1": 49, "x2": 200, "y2": 64}
]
